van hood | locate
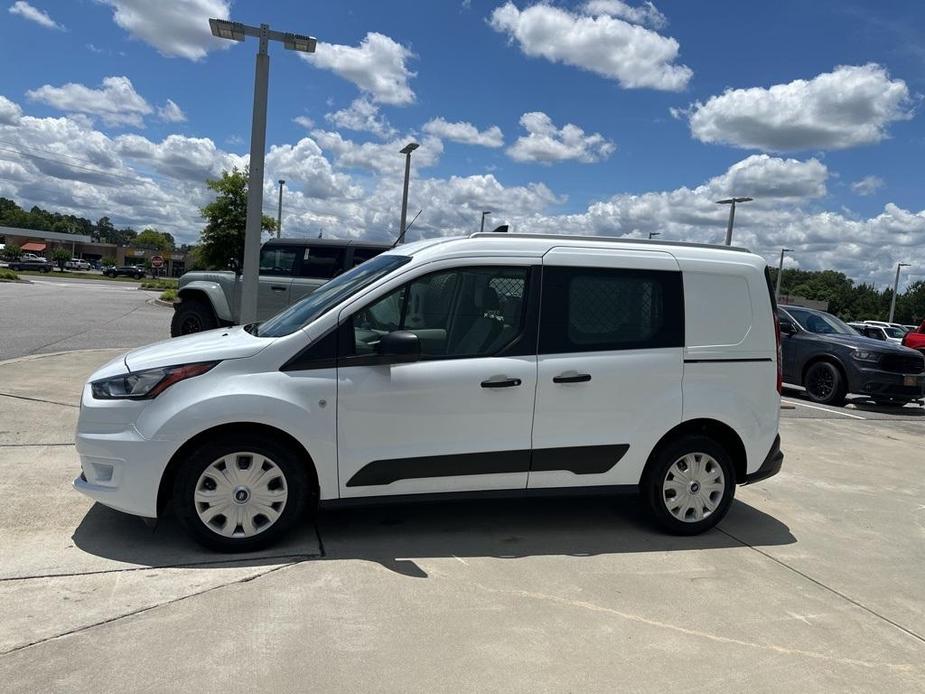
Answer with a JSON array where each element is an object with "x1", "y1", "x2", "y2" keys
[{"x1": 123, "y1": 325, "x2": 271, "y2": 372}]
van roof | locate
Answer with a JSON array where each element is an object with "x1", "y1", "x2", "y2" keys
[{"x1": 468, "y1": 232, "x2": 752, "y2": 254}]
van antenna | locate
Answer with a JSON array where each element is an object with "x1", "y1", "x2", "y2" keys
[{"x1": 392, "y1": 209, "x2": 422, "y2": 248}]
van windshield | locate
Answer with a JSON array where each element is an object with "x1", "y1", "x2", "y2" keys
[{"x1": 254, "y1": 254, "x2": 411, "y2": 337}]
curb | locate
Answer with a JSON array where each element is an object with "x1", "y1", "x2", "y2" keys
[{"x1": 153, "y1": 299, "x2": 176, "y2": 308}]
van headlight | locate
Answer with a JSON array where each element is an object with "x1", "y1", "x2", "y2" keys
[
  {"x1": 851, "y1": 351, "x2": 880, "y2": 363},
  {"x1": 91, "y1": 362, "x2": 218, "y2": 400}
]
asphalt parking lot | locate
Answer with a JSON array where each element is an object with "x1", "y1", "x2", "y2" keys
[{"x1": 1, "y1": 281, "x2": 924, "y2": 691}]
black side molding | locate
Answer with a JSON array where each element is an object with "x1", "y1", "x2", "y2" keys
[
  {"x1": 345, "y1": 444, "x2": 629, "y2": 487},
  {"x1": 684, "y1": 358, "x2": 773, "y2": 364}
]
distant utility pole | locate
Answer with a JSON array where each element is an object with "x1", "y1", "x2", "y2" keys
[
  {"x1": 480, "y1": 210, "x2": 492, "y2": 233},
  {"x1": 716, "y1": 197, "x2": 753, "y2": 246},
  {"x1": 276, "y1": 179, "x2": 285, "y2": 238},
  {"x1": 775, "y1": 248, "x2": 793, "y2": 302},
  {"x1": 208, "y1": 17, "x2": 317, "y2": 325},
  {"x1": 396, "y1": 142, "x2": 419, "y2": 245},
  {"x1": 888, "y1": 262, "x2": 910, "y2": 323},
  {"x1": 648, "y1": 231, "x2": 660, "y2": 240}
]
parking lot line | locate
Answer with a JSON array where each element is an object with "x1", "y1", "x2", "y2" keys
[{"x1": 781, "y1": 399, "x2": 866, "y2": 420}]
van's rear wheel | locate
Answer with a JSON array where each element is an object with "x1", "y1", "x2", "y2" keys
[
  {"x1": 642, "y1": 435, "x2": 735, "y2": 535},
  {"x1": 170, "y1": 299, "x2": 217, "y2": 336},
  {"x1": 173, "y1": 435, "x2": 309, "y2": 552},
  {"x1": 804, "y1": 361, "x2": 846, "y2": 406}
]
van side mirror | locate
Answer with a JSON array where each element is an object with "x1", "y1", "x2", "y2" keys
[{"x1": 377, "y1": 330, "x2": 421, "y2": 363}]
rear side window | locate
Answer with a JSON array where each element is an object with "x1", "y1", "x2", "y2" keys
[
  {"x1": 299, "y1": 245, "x2": 346, "y2": 279},
  {"x1": 539, "y1": 267, "x2": 683, "y2": 354}
]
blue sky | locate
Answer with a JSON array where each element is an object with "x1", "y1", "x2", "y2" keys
[{"x1": 1, "y1": 0, "x2": 924, "y2": 286}]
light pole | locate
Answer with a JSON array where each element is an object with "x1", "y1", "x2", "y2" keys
[
  {"x1": 716, "y1": 197, "x2": 753, "y2": 246},
  {"x1": 888, "y1": 262, "x2": 910, "y2": 323},
  {"x1": 276, "y1": 179, "x2": 285, "y2": 238},
  {"x1": 775, "y1": 248, "x2": 793, "y2": 302},
  {"x1": 208, "y1": 18, "x2": 316, "y2": 325},
  {"x1": 480, "y1": 210, "x2": 492, "y2": 233},
  {"x1": 396, "y1": 142, "x2": 419, "y2": 245},
  {"x1": 648, "y1": 231, "x2": 661, "y2": 240}
]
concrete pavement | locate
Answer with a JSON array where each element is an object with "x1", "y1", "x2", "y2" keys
[{"x1": 0, "y1": 349, "x2": 923, "y2": 692}]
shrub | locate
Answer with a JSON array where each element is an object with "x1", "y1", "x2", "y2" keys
[
  {"x1": 0, "y1": 268, "x2": 19, "y2": 282},
  {"x1": 159, "y1": 288, "x2": 177, "y2": 302},
  {"x1": 141, "y1": 278, "x2": 178, "y2": 290}
]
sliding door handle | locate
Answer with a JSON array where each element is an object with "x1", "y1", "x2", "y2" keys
[
  {"x1": 553, "y1": 372, "x2": 591, "y2": 384},
  {"x1": 481, "y1": 377, "x2": 522, "y2": 389},
  {"x1": 270, "y1": 285, "x2": 287, "y2": 293}
]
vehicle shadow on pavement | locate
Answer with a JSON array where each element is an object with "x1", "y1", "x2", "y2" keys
[
  {"x1": 315, "y1": 495, "x2": 795, "y2": 578},
  {"x1": 72, "y1": 496, "x2": 793, "y2": 577},
  {"x1": 71, "y1": 503, "x2": 322, "y2": 570}
]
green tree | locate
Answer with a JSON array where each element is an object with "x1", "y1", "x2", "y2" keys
[
  {"x1": 135, "y1": 228, "x2": 174, "y2": 252},
  {"x1": 51, "y1": 247, "x2": 71, "y2": 272},
  {"x1": 199, "y1": 168, "x2": 277, "y2": 269},
  {"x1": 2, "y1": 243, "x2": 22, "y2": 261}
]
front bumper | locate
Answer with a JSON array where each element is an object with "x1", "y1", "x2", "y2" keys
[
  {"x1": 851, "y1": 368, "x2": 925, "y2": 400},
  {"x1": 743, "y1": 434, "x2": 783, "y2": 485}
]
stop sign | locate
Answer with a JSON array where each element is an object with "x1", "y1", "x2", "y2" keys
[{"x1": 151, "y1": 255, "x2": 164, "y2": 268}]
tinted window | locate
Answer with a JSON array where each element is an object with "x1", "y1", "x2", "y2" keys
[
  {"x1": 350, "y1": 267, "x2": 529, "y2": 359},
  {"x1": 259, "y1": 246, "x2": 297, "y2": 276},
  {"x1": 540, "y1": 267, "x2": 683, "y2": 354},
  {"x1": 351, "y1": 246, "x2": 385, "y2": 267},
  {"x1": 256, "y1": 255, "x2": 411, "y2": 337},
  {"x1": 786, "y1": 307, "x2": 855, "y2": 335},
  {"x1": 299, "y1": 245, "x2": 346, "y2": 279}
]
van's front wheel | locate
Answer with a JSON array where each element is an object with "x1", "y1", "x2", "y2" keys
[
  {"x1": 641, "y1": 435, "x2": 735, "y2": 535},
  {"x1": 173, "y1": 435, "x2": 309, "y2": 552}
]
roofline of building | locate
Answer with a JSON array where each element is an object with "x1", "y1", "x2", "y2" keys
[{"x1": 0, "y1": 225, "x2": 93, "y2": 244}]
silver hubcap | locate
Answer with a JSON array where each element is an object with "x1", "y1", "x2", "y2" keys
[
  {"x1": 662, "y1": 453, "x2": 725, "y2": 523},
  {"x1": 194, "y1": 452, "x2": 288, "y2": 538}
]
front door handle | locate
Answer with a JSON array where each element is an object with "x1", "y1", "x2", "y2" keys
[
  {"x1": 553, "y1": 372, "x2": 591, "y2": 384},
  {"x1": 481, "y1": 377, "x2": 522, "y2": 389},
  {"x1": 270, "y1": 285, "x2": 287, "y2": 292}
]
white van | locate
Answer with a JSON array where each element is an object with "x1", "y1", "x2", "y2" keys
[{"x1": 75, "y1": 233, "x2": 783, "y2": 551}]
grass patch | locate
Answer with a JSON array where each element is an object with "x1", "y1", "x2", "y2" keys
[
  {"x1": 141, "y1": 278, "x2": 178, "y2": 290},
  {"x1": 0, "y1": 268, "x2": 19, "y2": 282},
  {"x1": 159, "y1": 288, "x2": 178, "y2": 302},
  {"x1": 16, "y1": 270, "x2": 143, "y2": 282}
]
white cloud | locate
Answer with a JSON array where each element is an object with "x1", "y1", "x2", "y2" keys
[
  {"x1": 582, "y1": 0, "x2": 666, "y2": 29},
  {"x1": 678, "y1": 64, "x2": 914, "y2": 151},
  {"x1": 114, "y1": 133, "x2": 243, "y2": 182},
  {"x1": 707, "y1": 154, "x2": 828, "y2": 200},
  {"x1": 489, "y1": 2, "x2": 691, "y2": 91},
  {"x1": 851, "y1": 175, "x2": 885, "y2": 196},
  {"x1": 423, "y1": 118, "x2": 504, "y2": 148},
  {"x1": 293, "y1": 116, "x2": 316, "y2": 129},
  {"x1": 312, "y1": 130, "x2": 444, "y2": 175},
  {"x1": 26, "y1": 76, "x2": 152, "y2": 127},
  {"x1": 507, "y1": 112, "x2": 615, "y2": 163},
  {"x1": 157, "y1": 99, "x2": 186, "y2": 123},
  {"x1": 0, "y1": 96, "x2": 23, "y2": 126},
  {"x1": 325, "y1": 98, "x2": 395, "y2": 139},
  {"x1": 8, "y1": 1, "x2": 63, "y2": 30},
  {"x1": 266, "y1": 138, "x2": 362, "y2": 201},
  {"x1": 98, "y1": 0, "x2": 230, "y2": 61},
  {"x1": 305, "y1": 33, "x2": 416, "y2": 105}
]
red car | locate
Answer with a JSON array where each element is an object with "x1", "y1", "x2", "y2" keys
[{"x1": 902, "y1": 321, "x2": 925, "y2": 355}]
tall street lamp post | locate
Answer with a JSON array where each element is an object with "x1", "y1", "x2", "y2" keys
[
  {"x1": 480, "y1": 210, "x2": 492, "y2": 233},
  {"x1": 775, "y1": 248, "x2": 793, "y2": 302},
  {"x1": 648, "y1": 231, "x2": 660, "y2": 240},
  {"x1": 888, "y1": 262, "x2": 910, "y2": 323},
  {"x1": 716, "y1": 197, "x2": 753, "y2": 246},
  {"x1": 276, "y1": 179, "x2": 285, "y2": 238},
  {"x1": 209, "y1": 18, "x2": 316, "y2": 325},
  {"x1": 396, "y1": 142, "x2": 419, "y2": 245}
]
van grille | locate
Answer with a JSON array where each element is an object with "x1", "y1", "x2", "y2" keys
[{"x1": 879, "y1": 353, "x2": 925, "y2": 374}]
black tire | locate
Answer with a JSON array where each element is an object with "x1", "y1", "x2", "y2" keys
[
  {"x1": 42, "y1": 266, "x2": 51, "y2": 273},
  {"x1": 640, "y1": 434, "x2": 736, "y2": 535},
  {"x1": 170, "y1": 298, "x2": 218, "y2": 336},
  {"x1": 173, "y1": 434, "x2": 311, "y2": 552},
  {"x1": 803, "y1": 361, "x2": 847, "y2": 406}
]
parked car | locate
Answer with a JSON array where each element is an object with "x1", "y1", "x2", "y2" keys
[
  {"x1": 849, "y1": 322, "x2": 905, "y2": 344},
  {"x1": 8, "y1": 255, "x2": 51, "y2": 272},
  {"x1": 104, "y1": 265, "x2": 146, "y2": 279},
  {"x1": 780, "y1": 305, "x2": 925, "y2": 406},
  {"x1": 863, "y1": 320, "x2": 908, "y2": 331},
  {"x1": 902, "y1": 321, "x2": 925, "y2": 355},
  {"x1": 170, "y1": 238, "x2": 390, "y2": 337},
  {"x1": 76, "y1": 233, "x2": 783, "y2": 551},
  {"x1": 65, "y1": 258, "x2": 91, "y2": 271}
]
